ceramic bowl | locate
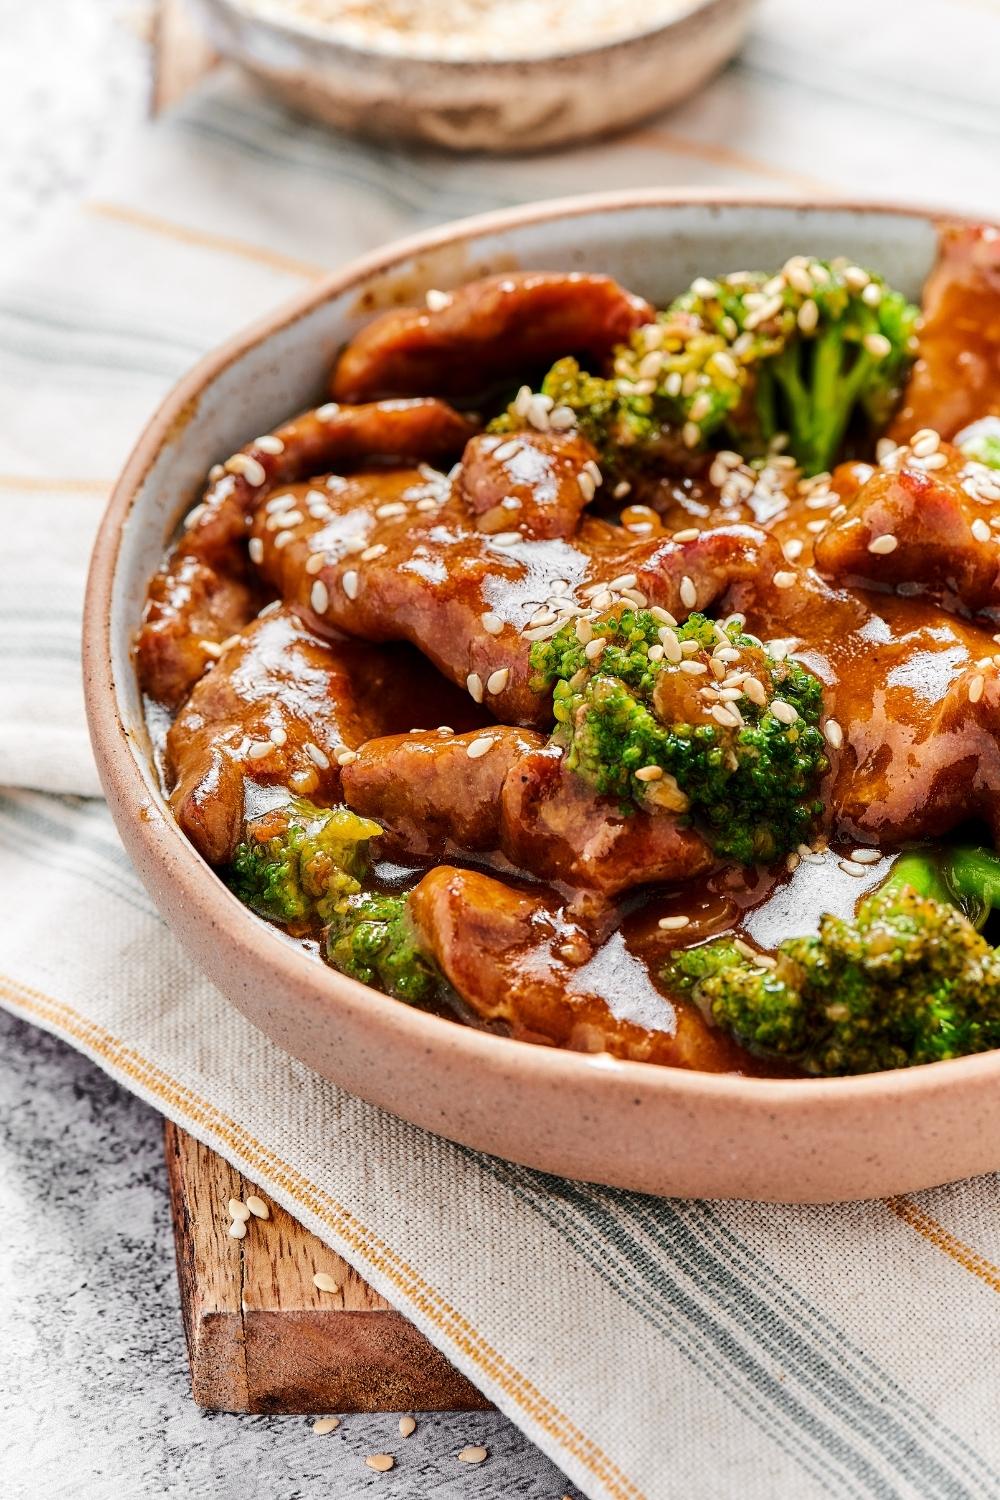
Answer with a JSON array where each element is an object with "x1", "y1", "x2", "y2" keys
[
  {"x1": 185, "y1": 0, "x2": 753, "y2": 152},
  {"x1": 84, "y1": 191, "x2": 1000, "y2": 1203}
]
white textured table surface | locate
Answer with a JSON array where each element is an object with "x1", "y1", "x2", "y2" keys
[{"x1": 0, "y1": 3, "x2": 569, "y2": 1494}]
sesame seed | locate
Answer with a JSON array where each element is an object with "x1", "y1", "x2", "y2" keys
[
  {"x1": 806, "y1": 519, "x2": 828, "y2": 534},
  {"x1": 578, "y1": 470, "x2": 596, "y2": 502},
  {"x1": 783, "y1": 539, "x2": 804, "y2": 562},
  {"x1": 647, "y1": 643, "x2": 665, "y2": 662},
  {"x1": 228, "y1": 1219, "x2": 247, "y2": 1239},
  {"x1": 366, "y1": 1455, "x2": 395, "y2": 1472},
  {"x1": 575, "y1": 618, "x2": 593, "y2": 645},
  {"x1": 918, "y1": 451, "x2": 948, "y2": 471},
  {"x1": 486, "y1": 668, "x2": 510, "y2": 694},
  {"x1": 672, "y1": 528, "x2": 700, "y2": 544},
  {"x1": 584, "y1": 637, "x2": 607, "y2": 662},
  {"x1": 255, "y1": 434, "x2": 284, "y2": 454},
  {"x1": 651, "y1": 606, "x2": 677, "y2": 626},
  {"x1": 969, "y1": 673, "x2": 986, "y2": 704},
  {"x1": 246, "y1": 740, "x2": 272, "y2": 761},
  {"x1": 682, "y1": 421, "x2": 701, "y2": 449},
  {"x1": 310, "y1": 580, "x2": 329, "y2": 614},
  {"x1": 342, "y1": 570, "x2": 360, "y2": 600},
  {"x1": 825, "y1": 718, "x2": 844, "y2": 749},
  {"x1": 770, "y1": 699, "x2": 798, "y2": 725},
  {"x1": 863, "y1": 332, "x2": 892, "y2": 359},
  {"x1": 247, "y1": 536, "x2": 264, "y2": 565},
  {"x1": 868, "y1": 534, "x2": 898, "y2": 555},
  {"x1": 302, "y1": 742, "x2": 329, "y2": 773},
  {"x1": 466, "y1": 736, "x2": 495, "y2": 759},
  {"x1": 467, "y1": 672, "x2": 484, "y2": 702},
  {"x1": 316, "y1": 402, "x2": 340, "y2": 421},
  {"x1": 274, "y1": 531, "x2": 294, "y2": 550},
  {"x1": 529, "y1": 609, "x2": 557, "y2": 628},
  {"x1": 492, "y1": 438, "x2": 521, "y2": 462},
  {"x1": 269, "y1": 726, "x2": 287, "y2": 747},
  {"x1": 796, "y1": 299, "x2": 819, "y2": 333},
  {"x1": 838, "y1": 859, "x2": 870, "y2": 877},
  {"x1": 679, "y1": 576, "x2": 697, "y2": 609},
  {"x1": 208, "y1": 464, "x2": 225, "y2": 482},
  {"x1": 549, "y1": 405, "x2": 576, "y2": 430},
  {"x1": 910, "y1": 428, "x2": 941, "y2": 457},
  {"x1": 458, "y1": 1447, "x2": 488, "y2": 1465},
  {"x1": 850, "y1": 848, "x2": 881, "y2": 865},
  {"x1": 658, "y1": 914, "x2": 690, "y2": 930},
  {"x1": 313, "y1": 1418, "x2": 340, "y2": 1435},
  {"x1": 305, "y1": 552, "x2": 325, "y2": 574},
  {"x1": 635, "y1": 765, "x2": 663, "y2": 782},
  {"x1": 733, "y1": 938, "x2": 758, "y2": 960},
  {"x1": 226, "y1": 452, "x2": 267, "y2": 486},
  {"x1": 679, "y1": 660, "x2": 708, "y2": 675},
  {"x1": 491, "y1": 531, "x2": 522, "y2": 546},
  {"x1": 772, "y1": 570, "x2": 797, "y2": 589},
  {"x1": 361, "y1": 543, "x2": 387, "y2": 561},
  {"x1": 614, "y1": 480, "x2": 632, "y2": 498},
  {"x1": 610, "y1": 571, "x2": 638, "y2": 590},
  {"x1": 229, "y1": 1198, "x2": 250, "y2": 1221},
  {"x1": 336, "y1": 748, "x2": 359, "y2": 767},
  {"x1": 425, "y1": 287, "x2": 451, "y2": 310},
  {"x1": 199, "y1": 640, "x2": 223, "y2": 660},
  {"x1": 971, "y1": 518, "x2": 992, "y2": 543},
  {"x1": 481, "y1": 611, "x2": 503, "y2": 636},
  {"x1": 376, "y1": 501, "x2": 406, "y2": 519},
  {"x1": 399, "y1": 1416, "x2": 417, "y2": 1438}
]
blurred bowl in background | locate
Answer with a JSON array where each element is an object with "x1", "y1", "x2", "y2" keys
[{"x1": 185, "y1": 0, "x2": 754, "y2": 152}]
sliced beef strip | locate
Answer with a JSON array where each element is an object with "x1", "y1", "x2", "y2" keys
[
  {"x1": 340, "y1": 727, "x2": 544, "y2": 859},
  {"x1": 814, "y1": 442, "x2": 1000, "y2": 613},
  {"x1": 459, "y1": 429, "x2": 603, "y2": 539},
  {"x1": 889, "y1": 223, "x2": 1000, "y2": 444},
  {"x1": 736, "y1": 570, "x2": 1000, "y2": 847},
  {"x1": 408, "y1": 866, "x2": 751, "y2": 1072},
  {"x1": 254, "y1": 459, "x2": 782, "y2": 728},
  {"x1": 499, "y1": 744, "x2": 713, "y2": 898},
  {"x1": 166, "y1": 606, "x2": 478, "y2": 865},
  {"x1": 138, "y1": 398, "x2": 473, "y2": 707},
  {"x1": 330, "y1": 272, "x2": 654, "y2": 403}
]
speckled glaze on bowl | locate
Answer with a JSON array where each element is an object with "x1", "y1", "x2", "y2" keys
[
  {"x1": 84, "y1": 192, "x2": 1000, "y2": 1203},
  {"x1": 185, "y1": 0, "x2": 753, "y2": 152}
]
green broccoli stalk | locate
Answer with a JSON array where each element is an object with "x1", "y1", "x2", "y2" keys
[
  {"x1": 531, "y1": 608, "x2": 828, "y2": 864},
  {"x1": 956, "y1": 417, "x2": 1000, "y2": 469},
  {"x1": 668, "y1": 863, "x2": 1000, "y2": 1074},
  {"x1": 613, "y1": 259, "x2": 920, "y2": 475},
  {"x1": 228, "y1": 799, "x2": 382, "y2": 928},
  {"x1": 326, "y1": 892, "x2": 442, "y2": 1006},
  {"x1": 883, "y1": 845, "x2": 1000, "y2": 929}
]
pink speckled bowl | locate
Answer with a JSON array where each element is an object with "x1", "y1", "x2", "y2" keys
[{"x1": 84, "y1": 192, "x2": 1000, "y2": 1203}]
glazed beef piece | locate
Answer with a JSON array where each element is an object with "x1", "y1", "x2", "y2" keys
[
  {"x1": 815, "y1": 439, "x2": 1000, "y2": 613},
  {"x1": 741, "y1": 572, "x2": 1000, "y2": 846},
  {"x1": 408, "y1": 866, "x2": 750, "y2": 1071},
  {"x1": 166, "y1": 607, "x2": 478, "y2": 865},
  {"x1": 889, "y1": 224, "x2": 1000, "y2": 443},
  {"x1": 499, "y1": 745, "x2": 713, "y2": 898},
  {"x1": 342, "y1": 731, "x2": 710, "y2": 896},
  {"x1": 330, "y1": 272, "x2": 653, "y2": 403},
  {"x1": 138, "y1": 398, "x2": 474, "y2": 707},
  {"x1": 253, "y1": 453, "x2": 783, "y2": 728},
  {"x1": 341, "y1": 727, "x2": 544, "y2": 859},
  {"x1": 458, "y1": 429, "x2": 603, "y2": 539}
]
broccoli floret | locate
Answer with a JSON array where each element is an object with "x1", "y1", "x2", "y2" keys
[
  {"x1": 228, "y1": 799, "x2": 382, "y2": 928},
  {"x1": 668, "y1": 880, "x2": 1000, "y2": 1074},
  {"x1": 491, "y1": 259, "x2": 918, "y2": 478},
  {"x1": 531, "y1": 609, "x2": 828, "y2": 864},
  {"x1": 326, "y1": 891, "x2": 442, "y2": 1006},
  {"x1": 956, "y1": 417, "x2": 1000, "y2": 469},
  {"x1": 614, "y1": 259, "x2": 920, "y2": 474}
]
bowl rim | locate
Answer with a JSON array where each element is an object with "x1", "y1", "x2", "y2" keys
[
  {"x1": 84, "y1": 185, "x2": 1000, "y2": 1119},
  {"x1": 206, "y1": 0, "x2": 743, "y2": 69}
]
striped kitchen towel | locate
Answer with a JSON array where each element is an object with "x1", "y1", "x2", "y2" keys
[{"x1": 2, "y1": 3, "x2": 1000, "y2": 1495}]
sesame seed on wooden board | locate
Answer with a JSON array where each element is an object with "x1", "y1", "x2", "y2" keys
[
  {"x1": 366, "y1": 1454, "x2": 394, "y2": 1472},
  {"x1": 312, "y1": 1416, "x2": 341, "y2": 1435},
  {"x1": 458, "y1": 1445, "x2": 489, "y2": 1464}
]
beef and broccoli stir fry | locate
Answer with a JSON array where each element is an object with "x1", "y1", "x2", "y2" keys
[{"x1": 137, "y1": 222, "x2": 1000, "y2": 1078}]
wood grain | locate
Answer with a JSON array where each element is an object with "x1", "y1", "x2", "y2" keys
[{"x1": 164, "y1": 1120, "x2": 491, "y2": 1413}]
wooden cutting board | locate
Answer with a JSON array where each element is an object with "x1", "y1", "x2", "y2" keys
[{"x1": 165, "y1": 1121, "x2": 490, "y2": 1413}]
